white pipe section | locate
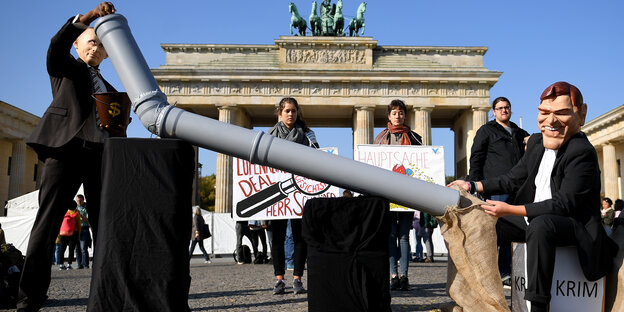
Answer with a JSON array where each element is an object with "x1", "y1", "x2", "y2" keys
[{"x1": 93, "y1": 14, "x2": 459, "y2": 216}]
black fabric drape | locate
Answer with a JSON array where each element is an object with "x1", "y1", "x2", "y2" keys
[
  {"x1": 302, "y1": 196, "x2": 391, "y2": 312},
  {"x1": 87, "y1": 138, "x2": 194, "y2": 312}
]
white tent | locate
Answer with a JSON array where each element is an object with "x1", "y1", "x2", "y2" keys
[
  {"x1": 5, "y1": 190, "x2": 39, "y2": 217},
  {"x1": 2, "y1": 190, "x2": 40, "y2": 253},
  {"x1": 3, "y1": 194, "x2": 446, "y2": 257}
]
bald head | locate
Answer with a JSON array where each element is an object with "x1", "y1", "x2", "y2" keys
[{"x1": 73, "y1": 28, "x2": 108, "y2": 67}]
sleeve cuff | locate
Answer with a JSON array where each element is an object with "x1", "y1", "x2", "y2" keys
[{"x1": 72, "y1": 14, "x2": 88, "y2": 29}]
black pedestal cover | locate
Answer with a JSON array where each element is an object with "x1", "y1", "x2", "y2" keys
[
  {"x1": 87, "y1": 138, "x2": 195, "y2": 312},
  {"x1": 302, "y1": 196, "x2": 391, "y2": 312}
]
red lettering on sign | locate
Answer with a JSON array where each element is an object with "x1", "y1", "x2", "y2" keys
[
  {"x1": 284, "y1": 198, "x2": 293, "y2": 216},
  {"x1": 236, "y1": 158, "x2": 251, "y2": 176},
  {"x1": 238, "y1": 180, "x2": 253, "y2": 197},
  {"x1": 258, "y1": 175, "x2": 271, "y2": 189}
]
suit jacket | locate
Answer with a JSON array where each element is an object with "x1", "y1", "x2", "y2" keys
[
  {"x1": 28, "y1": 17, "x2": 115, "y2": 160},
  {"x1": 482, "y1": 132, "x2": 618, "y2": 281}
]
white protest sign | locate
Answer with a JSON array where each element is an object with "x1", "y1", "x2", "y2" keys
[
  {"x1": 511, "y1": 244, "x2": 605, "y2": 312},
  {"x1": 232, "y1": 147, "x2": 340, "y2": 220},
  {"x1": 354, "y1": 145, "x2": 445, "y2": 211}
]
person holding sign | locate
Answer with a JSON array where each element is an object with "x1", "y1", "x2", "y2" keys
[
  {"x1": 374, "y1": 99, "x2": 422, "y2": 291},
  {"x1": 449, "y1": 82, "x2": 618, "y2": 312},
  {"x1": 268, "y1": 97, "x2": 319, "y2": 295}
]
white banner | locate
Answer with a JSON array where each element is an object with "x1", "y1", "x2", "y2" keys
[
  {"x1": 232, "y1": 147, "x2": 340, "y2": 220},
  {"x1": 354, "y1": 145, "x2": 445, "y2": 211}
]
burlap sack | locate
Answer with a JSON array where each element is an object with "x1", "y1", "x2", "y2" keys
[
  {"x1": 439, "y1": 186, "x2": 509, "y2": 312},
  {"x1": 605, "y1": 225, "x2": 624, "y2": 311}
]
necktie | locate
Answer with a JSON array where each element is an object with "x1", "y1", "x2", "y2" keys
[
  {"x1": 89, "y1": 67, "x2": 106, "y2": 93},
  {"x1": 89, "y1": 67, "x2": 107, "y2": 128}
]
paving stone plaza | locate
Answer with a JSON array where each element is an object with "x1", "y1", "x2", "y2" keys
[{"x1": 0, "y1": 256, "x2": 513, "y2": 311}]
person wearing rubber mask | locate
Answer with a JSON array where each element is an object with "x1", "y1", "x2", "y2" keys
[
  {"x1": 18, "y1": 3, "x2": 120, "y2": 311},
  {"x1": 449, "y1": 81, "x2": 618, "y2": 312}
]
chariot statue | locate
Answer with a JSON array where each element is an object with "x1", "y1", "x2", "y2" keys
[{"x1": 288, "y1": 1, "x2": 367, "y2": 37}]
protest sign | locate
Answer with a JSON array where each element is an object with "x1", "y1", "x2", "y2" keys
[
  {"x1": 232, "y1": 147, "x2": 340, "y2": 220},
  {"x1": 354, "y1": 145, "x2": 445, "y2": 211}
]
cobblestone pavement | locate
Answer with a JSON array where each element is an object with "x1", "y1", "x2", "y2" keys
[{"x1": 2, "y1": 255, "x2": 511, "y2": 311}]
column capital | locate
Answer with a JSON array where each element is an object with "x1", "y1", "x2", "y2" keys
[
  {"x1": 471, "y1": 105, "x2": 491, "y2": 113},
  {"x1": 412, "y1": 106, "x2": 434, "y2": 113},
  {"x1": 354, "y1": 105, "x2": 375, "y2": 112},
  {"x1": 216, "y1": 104, "x2": 238, "y2": 110}
]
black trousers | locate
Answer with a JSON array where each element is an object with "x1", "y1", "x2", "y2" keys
[
  {"x1": 250, "y1": 229, "x2": 267, "y2": 256},
  {"x1": 496, "y1": 214, "x2": 576, "y2": 304},
  {"x1": 18, "y1": 141, "x2": 102, "y2": 308},
  {"x1": 271, "y1": 219, "x2": 307, "y2": 277},
  {"x1": 59, "y1": 232, "x2": 79, "y2": 265},
  {"x1": 235, "y1": 221, "x2": 257, "y2": 258}
]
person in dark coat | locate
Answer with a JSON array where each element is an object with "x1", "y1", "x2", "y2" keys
[
  {"x1": 189, "y1": 207, "x2": 211, "y2": 263},
  {"x1": 449, "y1": 81, "x2": 618, "y2": 312},
  {"x1": 468, "y1": 96, "x2": 529, "y2": 284},
  {"x1": 469, "y1": 96, "x2": 529, "y2": 183},
  {"x1": 17, "y1": 3, "x2": 120, "y2": 311}
]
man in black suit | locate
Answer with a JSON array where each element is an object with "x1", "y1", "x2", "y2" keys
[
  {"x1": 450, "y1": 81, "x2": 618, "y2": 312},
  {"x1": 17, "y1": 3, "x2": 118, "y2": 311}
]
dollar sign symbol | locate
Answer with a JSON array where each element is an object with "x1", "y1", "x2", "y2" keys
[{"x1": 108, "y1": 102, "x2": 121, "y2": 117}]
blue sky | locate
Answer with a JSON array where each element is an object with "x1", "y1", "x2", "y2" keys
[{"x1": 1, "y1": 1, "x2": 622, "y2": 176}]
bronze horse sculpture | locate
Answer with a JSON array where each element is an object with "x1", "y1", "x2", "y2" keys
[
  {"x1": 333, "y1": 0, "x2": 345, "y2": 36},
  {"x1": 309, "y1": 1, "x2": 321, "y2": 36},
  {"x1": 289, "y1": 2, "x2": 307, "y2": 36},
  {"x1": 348, "y1": 2, "x2": 366, "y2": 37}
]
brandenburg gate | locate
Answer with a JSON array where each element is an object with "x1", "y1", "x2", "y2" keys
[{"x1": 152, "y1": 36, "x2": 501, "y2": 213}]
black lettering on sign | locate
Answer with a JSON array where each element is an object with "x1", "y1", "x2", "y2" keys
[
  {"x1": 556, "y1": 280, "x2": 565, "y2": 296},
  {"x1": 567, "y1": 280, "x2": 576, "y2": 297},
  {"x1": 583, "y1": 282, "x2": 598, "y2": 298},
  {"x1": 514, "y1": 276, "x2": 526, "y2": 292},
  {"x1": 556, "y1": 280, "x2": 599, "y2": 298}
]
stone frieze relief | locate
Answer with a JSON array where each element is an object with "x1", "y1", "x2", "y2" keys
[
  {"x1": 160, "y1": 82, "x2": 485, "y2": 97},
  {"x1": 285, "y1": 49, "x2": 366, "y2": 64}
]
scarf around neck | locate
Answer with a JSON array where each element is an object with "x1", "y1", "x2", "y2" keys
[
  {"x1": 374, "y1": 122, "x2": 413, "y2": 145},
  {"x1": 269, "y1": 121, "x2": 310, "y2": 146}
]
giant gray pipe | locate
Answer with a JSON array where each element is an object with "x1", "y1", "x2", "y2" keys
[{"x1": 93, "y1": 14, "x2": 460, "y2": 216}]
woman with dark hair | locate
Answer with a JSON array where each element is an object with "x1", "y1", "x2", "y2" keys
[
  {"x1": 189, "y1": 206, "x2": 211, "y2": 263},
  {"x1": 268, "y1": 97, "x2": 318, "y2": 295},
  {"x1": 374, "y1": 99, "x2": 422, "y2": 291},
  {"x1": 601, "y1": 197, "x2": 615, "y2": 235}
]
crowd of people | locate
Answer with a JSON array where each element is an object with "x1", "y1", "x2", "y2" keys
[
  {"x1": 188, "y1": 99, "x2": 443, "y2": 296},
  {"x1": 10, "y1": 1, "x2": 621, "y2": 311}
]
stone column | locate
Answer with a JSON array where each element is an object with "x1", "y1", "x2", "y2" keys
[
  {"x1": 8, "y1": 140, "x2": 26, "y2": 200},
  {"x1": 466, "y1": 106, "x2": 490, "y2": 172},
  {"x1": 353, "y1": 106, "x2": 374, "y2": 150},
  {"x1": 410, "y1": 107, "x2": 433, "y2": 145},
  {"x1": 215, "y1": 106, "x2": 236, "y2": 213},
  {"x1": 472, "y1": 106, "x2": 489, "y2": 131},
  {"x1": 603, "y1": 143, "x2": 618, "y2": 200}
]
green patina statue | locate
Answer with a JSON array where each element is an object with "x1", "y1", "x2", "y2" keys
[
  {"x1": 334, "y1": 0, "x2": 345, "y2": 36},
  {"x1": 348, "y1": 2, "x2": 366, "y2": 36},
  {"x1": 309, "y1": 1, "x2": 321, "y2": 36},
  {"x1": 289, "y1": 1, "x2": 366, "y2": 37},
  {"x1": 289, "y1": 2, "x2": 307, "y2": 36},
  {"x1": 320, "y1": 0, "x2": 336, "y2": 36}
]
